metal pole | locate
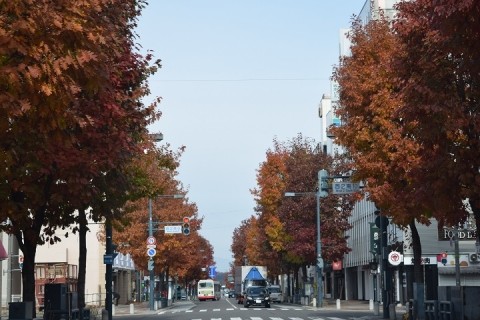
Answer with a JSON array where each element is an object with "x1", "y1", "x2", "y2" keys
[
  {"x1": 105, "y1": 217, "x2": 113, "y2": 320},
  {"x1": 454, "y1": 227, "x2": 461, "y2": 287},
  {"x1": 316, "y1": 187, "x2": 323, "y2": 307},
  {"x1": 148, "y1": 198, "x2": 155, "y2": 310},
  {"x1": 380, "y1": 214, "x2": 391, "y2": 319}
]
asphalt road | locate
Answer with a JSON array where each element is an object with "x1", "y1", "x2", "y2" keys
[{"x1": 113, "y1": 297, "x2": 399, "y2": 320}]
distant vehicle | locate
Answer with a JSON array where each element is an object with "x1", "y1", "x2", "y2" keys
[
  {"x1": 243, "y1": 286, "x2": 270, "y2": 308},
  {"x1": 197, "y1": 279, "x2": 221, "y2": 301},
  {"x1": 268, "y1": 285, "x2": 283, "y2": 303},
  {"x1": 228, "y1": 291, "x2": 236, "y2": 298}
]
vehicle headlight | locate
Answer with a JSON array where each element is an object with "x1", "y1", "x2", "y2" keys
[{"x1": 247, "y1": 296, "x2": 253, "y2": 300}]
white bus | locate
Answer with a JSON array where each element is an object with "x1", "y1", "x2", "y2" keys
[{"x1": 197, "y1": 279, "x2": 221, "y2": 301}]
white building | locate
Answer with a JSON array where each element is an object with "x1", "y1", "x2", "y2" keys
[{"x1": 0, "y1": 220, "x2": 136, "y2": 314}]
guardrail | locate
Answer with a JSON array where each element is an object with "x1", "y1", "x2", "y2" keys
[
  {"x1": 409, "y1": 299, "x2": 453, "y2": 320},
  {"x1": 439, "y1": 301, "x2": 453, "y2": 320}
]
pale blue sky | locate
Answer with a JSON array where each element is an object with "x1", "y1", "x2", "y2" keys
[{"x1": 136, "y1": 1, "x2": 362, "y2": 272}]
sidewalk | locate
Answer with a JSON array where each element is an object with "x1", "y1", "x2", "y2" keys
[{"x1": 112, "y1": 300, "x2": 192, "y2": 317}]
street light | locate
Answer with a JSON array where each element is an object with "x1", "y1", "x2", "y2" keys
[
  {"x1": 148, "y1": 193, "x2": 184, "y2": 310},
  {"x1": 284, "y1": 169, "x2": 328, "y2": 308}
]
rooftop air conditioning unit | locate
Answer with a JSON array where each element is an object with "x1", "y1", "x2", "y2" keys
[{"x1": 469, "y1": 253, "x2": 479, "y2": 263}]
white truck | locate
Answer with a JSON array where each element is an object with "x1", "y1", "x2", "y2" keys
[{"x1": 234, "y1": 266, "x2": 268, "y2": 304}]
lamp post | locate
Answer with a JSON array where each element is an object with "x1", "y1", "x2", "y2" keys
[
  {"x1": 148, "y1": 193, "x2": 184, "y2": 310},
  {"x1": 315, "y1": 186, "x2": 323, "y2": 308},
  {"x1": 285, "y1": 169, "x2": 328, "y2": 308}
]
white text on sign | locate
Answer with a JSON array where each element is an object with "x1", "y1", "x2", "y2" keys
[
  {"x1": 164, "y1": 225, "x2": 182, "y2": 234},
  {"x1": 332, "y1": 182, "x2": 360, "y2": 194}
]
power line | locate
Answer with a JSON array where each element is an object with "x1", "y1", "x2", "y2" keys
[{"x1": 156, "y1": 77, "x2": 327, "y2": 82}]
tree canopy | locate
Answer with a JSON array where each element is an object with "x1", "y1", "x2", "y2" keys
[
  {"x1": 0, "y1": 0, "x2": 158, "y2": 310},
  {"x1": 233, "y1": 135, "x2": 355, "y2": 281}
]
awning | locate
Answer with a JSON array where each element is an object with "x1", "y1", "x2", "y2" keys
[
  {"x1": 0, "y1": 240, "x2": 8, "y2": 260},
  {"x1": 438, "y1": 266, "x2": 480, "y2": 275}
]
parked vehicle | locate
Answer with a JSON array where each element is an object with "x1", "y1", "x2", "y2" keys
[
  {"x1": 267, "y1": 285, "x2": 283, "y2": 303},
  {"x1": 228, "y1": 290, "x2": 236, "y2": 298},
  {"x1": 243, "y1": 286, "x2": 270, "y2": 308}
]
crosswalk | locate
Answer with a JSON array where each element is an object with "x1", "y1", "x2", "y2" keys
[
  {"x1": 158, "y1": 308, "x2": 348, "y2": 320},
  {"x1": 161, "y1": 317, "x2": 345, "y2": 320},
  {"x1": 159, "y1": 317, "x2": 346, "y2": 320}
]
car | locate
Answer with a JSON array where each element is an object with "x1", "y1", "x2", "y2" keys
[
  {"x1": 243, "y1": 286, "x2": 270, "y2": 308},
  {"x1": 268, "y1": 285, "x2": 283, "y2": 303},
  {"x1": 228, "y1": 291, "x2": 236, "y2": 298}
]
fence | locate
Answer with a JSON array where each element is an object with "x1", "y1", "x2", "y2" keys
[{"x1": 409, "y1": 299, "x2": 453, "y2": 320}]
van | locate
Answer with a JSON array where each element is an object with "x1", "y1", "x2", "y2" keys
[{"x1": 267, "y1": 285, "x2": 283, "y2": 303}]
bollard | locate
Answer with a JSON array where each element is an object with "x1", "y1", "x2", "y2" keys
[
  {"x1": 389, "y1": 303, "x2": 397, "y2": 320},
  {"x1": 336, "y1": 299, "x2": 341, "y2": 309},
  {"x1": 369, "y1": 299, "x2": 374, "y2": 310},
  {"x1": 129, "y1": 303, "x2": 134, "y2": 314},
  {"x1": 101, "y1": 309, "x2": 108, "y2": 320},
  {"x1": 154, "y1": 300, "x2": 158, "y2": 310},
  {"x1": 112, "y1": 304, "x2": 115, "y2": 316},
  {"x1": 311, "y1": 297, "x2": 317, "y2": 307},
  {"x1": 374, "y1": 301, "x2": 380, "y2": 316}
]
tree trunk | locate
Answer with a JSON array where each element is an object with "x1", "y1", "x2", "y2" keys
[
  {"x1": 410, "y1": 219, "x2": 423, "y2": 283},
  {"x1": 78, "y1": 208, "x2": 88, "y2": 310},
  {"x1": 17, "y1": 227, "x2": 41, "y2": 318}
]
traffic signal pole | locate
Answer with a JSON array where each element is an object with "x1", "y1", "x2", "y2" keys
[{"x1": 148, "y1": 198, "x2": 155, "y2": 311}]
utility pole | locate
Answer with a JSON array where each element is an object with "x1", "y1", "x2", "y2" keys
[
  {"x1": 376, "y1": 211, "x2": 391, "y2": 319},
  {"x1": 105, "y1": 217, "x2": 113, "y2": 320}
]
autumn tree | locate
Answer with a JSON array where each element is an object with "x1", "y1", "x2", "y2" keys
[
  {"x1": 394, "y1": 0, "x2": 480, "y2": 239},
  {"x1": 0, "y1": 0, "x2": 159, "y2": 313},
  {"x1": 250, "y1": 146, "x2": 289, "y2": 280},
  {"x1": 278, "y1": 135, "x2": 353, "y2": 267},
  {"x1": 231, "y1": 217, "x2": 254, "y2": 267},
  {"x1": 113, "y1": 144, "x2": 211, "y2": 294},
  {"x1": 250, "y1": 135, "x2": 354, "y2": 292},
  {"x1": 331, "y1": 15, "x2": 431, "y2": 288},
  {"x1": 332, "y1": 3, "x2": 480, "y2": 294}
]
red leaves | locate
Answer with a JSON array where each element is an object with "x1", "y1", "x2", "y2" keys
[
  {"x1": 240, "y1": 135, "x2": 353, "y2": 275},
  {"x1": 333, "y1": 1, "x2": 480, "y2": 230}
]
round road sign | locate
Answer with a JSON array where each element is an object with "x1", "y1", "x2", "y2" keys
[
  {"x1": 147, "y1": 248, "x2": 156, "y2": 257},
  {"x1": 146, "y1": 236, "x2": 156, "y2": 245},
  {"x1": 388, "y1": 251, "x2": 402, "y2": 266}
]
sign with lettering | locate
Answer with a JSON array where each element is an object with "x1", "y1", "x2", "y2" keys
[
  {"x1": 332, "y1": 182, "x2": 360, "y2": 195},
  {"x1": 438, "y1": 228, "x2": 477, "y2": 241},
  {"x1": 403, "y1": 256, "x2": 437, "y2": 265},
  {"x1": 164, "y1": 225, "x2": 182, "y2": 234}
]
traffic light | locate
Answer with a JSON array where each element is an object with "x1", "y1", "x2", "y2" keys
[
  {"x1": 318, "y1": 169, "x2": 329, "y2": 198},
  {"x1": 182, "y1": 217, "x2": 190, "y2": 235}
]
